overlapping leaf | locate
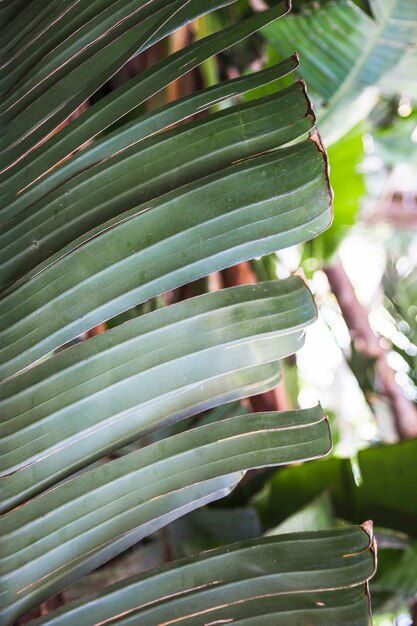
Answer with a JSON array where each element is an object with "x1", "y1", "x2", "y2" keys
[
  {"x1": 0, "y1": 0, "x2": 237, "y2": 167},
  {"x1": 0, "y1": 138, "x2": 331, "y2": 379},
  {"x1": 0, "y1": 0, "x2": 228, "y2": 113},
  {"x1": 1, "y1": 56, "x2": 299, "y2": 220},
  {"x1": 256, "y1": 437, "x2": 417, "y2": 537},
  {"x1": 0, "y1": 1, "x2": 291, "y2": 180},
  {"x1": 264, "y1": 0, "x2": 417, "y2": 141},
  {"x1": 1, "y1": 278, "x2": 316, "y2": 509},
  {"x1": 0, "y1": 406, "x2": 332, "y2": 624},
  {"x1": 28, "y1": 527, "x2": 375, "y2": 626},
  {"x1": 0, "y1": 2, "x2": 371, "y2": 626},
  {"x1": 0, "y1": 78, "x2": 315, "y2": 284}
]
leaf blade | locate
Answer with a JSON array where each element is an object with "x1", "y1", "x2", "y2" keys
[
  {"x1": 1, "y1": 278, "x2": 315, "y2": 508},
  {"x1": 0, "y1": 407, "x2": 332, "y2": 623}
]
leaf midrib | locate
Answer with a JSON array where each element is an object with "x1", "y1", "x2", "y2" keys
[{"x1": 321, "y1": 0, "x2": 400, "y2": 120}]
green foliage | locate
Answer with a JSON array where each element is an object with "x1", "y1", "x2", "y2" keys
[
  {"x1": 30, "y1": 528, "x2": 376, "y2": 626},
  {"x1": 383, "y1": 260, "x2": 417, "y2": 403},
  {"x1": 373, "y1": 109, "x2": 417, "y2": 167},
  {"x1": 1, "y1": 408, "x2": 333, "y2": 622},
  {"x1": 305, "y1": 125, "x2": 366, "y2": 262},
  {"x1": 263, "y1": 0, "x2": 417, "y2": 142},
  {"x1": 372, "y1": 539, "x2": 417, "y2": 612},
  {"x1": 268, "y1": 493, "x2": 335, "y2": 535},
  {"x1": 1, "y1": 279, "x2": 317, "y2": 510},
  {"x1": 0, "y1": 0, "x2": 397, "y2": 623},
  {"x1": 256, "y1": 438, "x2": 417, "y2": 537}
]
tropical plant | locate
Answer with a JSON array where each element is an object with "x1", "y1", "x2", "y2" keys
[
  {"x1": 383, "y1": 259, "x2": 417, "y2": 404},
  {"x1": 258, "y1": 2, "x2": 417, "y2": 621},
  {"x1": 0, "y1": 1, "x2": 382, "y2": 624},
  {"x1": 263, "y1": 0, "x2": 417, "y2": 143},
  {"x1": 255, "y1": 434, "x2": 417, "y2": 615}
]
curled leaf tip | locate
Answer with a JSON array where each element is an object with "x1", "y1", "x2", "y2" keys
[
  {"x1": 360, "y1": 520, "x2": 374, "y2": 541},
  {"x1": 309, "y1": 126, "x2": 334, "y2": 218},
  {"x1": 299, "y1": 78, "x2": 317, "y2": 125}
]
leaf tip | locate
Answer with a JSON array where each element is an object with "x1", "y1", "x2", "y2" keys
[
  {"x1": 361, "y1": 520, "x2": 378, "y2": 578},
  {"x1": 361, "y1": 520, "x2": 374, "y2": 539},
  {"x1": 299, "y1": 78, "x2": 316, "y2": 125},
  {"x1": 309, "y1": 126, "x2": 334, "y2": 226}
]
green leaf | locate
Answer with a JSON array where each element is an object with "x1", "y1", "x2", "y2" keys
[
  {"x1": 167, "y1": 506, "x2": 262, "y2": 558},
  {"x1": 1, "y1": 56, "x2": 299, "y2": 220},
  {"x1": 0, "y1": 1, "x2": 290, "y2": 176},
  {"x1": 0, "y1": 407, "x2": 332, "y2": 623},
  {"x1": 0, "y1": 1, "x2": 236, "y2": 159},
  {"x1": 266, "y1": 493, "x2": 335, "y2": 535},
  {"x1": 288, "y1": 0, "x2": 371, "y2": 12},
  {"x1": 305, "y1": 125, "x2": 365, "y2": 261},
  {"x1": 263, "y1": 0, "x2": 417, "y2": 141},
  {"x1": 28, "y1": 527, "x2": 375, "y2": 626},
  {"x1": 0, "y1": 0, "x2": 29, "y2": 29},
  {"x1": 1, "y1": 79, "x2": 315, "y2": 284},
  {"x1": 373, "y1": 110, "x2": 417, "y2": 167},
  {"x1": 256, "y1": 438, "x2": 417, "y2": 537},
  {"x1": 1, "y1": 0, "x2": 219, "y2": 106},
  {"x1": 378, "y1": 47, "x2": 417, "y2": 99},
  {"x1": 372, "y1": 539, "x2": 417, "y2": 611},
  {"x1": 1, "y1": 278, "x2": 316, "y2": 509},
  {"x1": 0, "y1": 2, "x2": 357, "y2": 624},
  {"x1": 0, "y1": 140, "x2": 331, "y2": 379},
  {"x1": 0, "y1": 0, "x2": 59, "y2": 59}
]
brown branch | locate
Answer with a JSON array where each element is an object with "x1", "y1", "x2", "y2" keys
[{"x1": 324, "y1": 261, "x2": 417, "y2": 440}]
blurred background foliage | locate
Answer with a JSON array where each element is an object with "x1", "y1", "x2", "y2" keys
[{"x1": 53, "y1": 1, "x2": 417, "y2": 624}]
